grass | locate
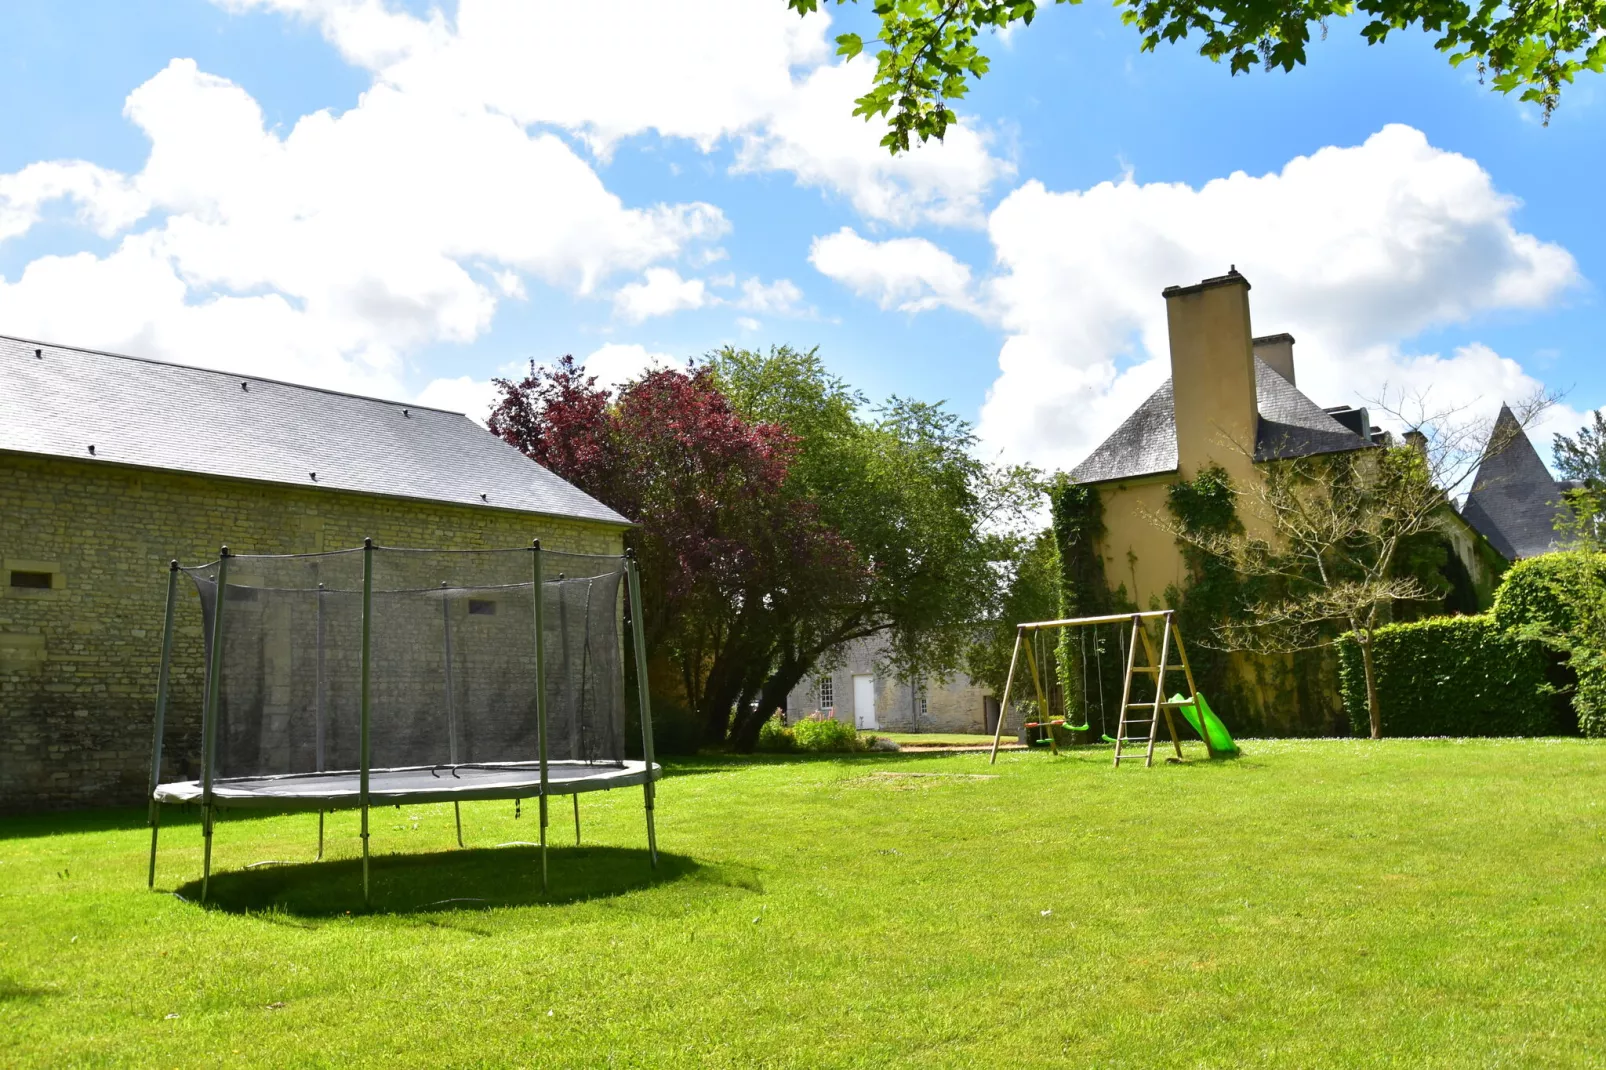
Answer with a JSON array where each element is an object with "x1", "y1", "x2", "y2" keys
[
  {"x1": 3, "y1": 739, "x2": 1605, "y2": 1067},
  {"x1": 866, "y1": 731, "x2": 1003, "y2": 745}
]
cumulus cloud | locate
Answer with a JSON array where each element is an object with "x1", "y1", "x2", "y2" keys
[
  {"x1": 219, "y1": 0, "x2": 1009, "y2": 226},
  {"x1": 415, "y1": 374, "x2": 504, "y2": 424},
  {"x1": 614, "y1": 268, "x2": 711, "y2": 323},
  {"x1": 810, "y1": 226, "x2": 978, "y2": 313},
  {"x1": 735, "y1": 277, "x2": 804, "y2": 315},
  {"x1": 582, "y1": 342, "x2": 677, "y2": 392},
  {"x1": 971, "y1": 125, "x2": 1580, "y2": 473},
  {"x1": 0, "y1": 58, "x2": 724, "y2": 394}
]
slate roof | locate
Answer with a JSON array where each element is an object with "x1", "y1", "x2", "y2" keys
[
  {"x1": 0, "y1": 334, "x2": 630, "y2": 527},
  {"x1": 1069, "y1": 357, "x2": 1373, "y2": 484},
  {"x1": 1460, "y1": 404, "x2": 1567, "y2": 560}
]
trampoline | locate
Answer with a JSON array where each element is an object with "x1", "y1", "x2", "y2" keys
[{"x1": 145, "y1": 540, "x2": 662, "y2": 905}]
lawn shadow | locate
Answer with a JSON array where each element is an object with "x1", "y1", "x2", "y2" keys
[{"x1": 173, "y1": 844, "x2": 703, "y2": 917}]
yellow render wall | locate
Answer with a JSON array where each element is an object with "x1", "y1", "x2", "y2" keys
[
  {"x1": 1093, "y1": 476, "x2": 1185, "y2": 609},
  {"x1": 0, "y1": 453, "x2": 625, "y2": 812}
]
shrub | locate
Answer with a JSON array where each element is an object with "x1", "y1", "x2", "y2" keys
[
  {"x1": 1336, "y1": 616, "x2": 1556, "y2": 737},
  {"x1": 1490, "y1": 551, "x2": 1606, "y2": 737},
  {"x1": 1491, "y1": 551, "x2": 1606, "y2": 638},
  {"x1": 755, "y1": 714, "x2": 797, "y2": 753},
  {"x1": 790, "y1": 715, "x2": 865, "y2": 753},
  {"x1": 647, "y1": 698, "x2": 704, "y2": 756}
]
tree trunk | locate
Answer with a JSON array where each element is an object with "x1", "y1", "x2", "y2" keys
[
  {"x1": 729, "y1": 657, "x2": 812, "y2": 753},
  {"x1": 1359, "y1": 631, "x2": 1383, "y2": 740}
]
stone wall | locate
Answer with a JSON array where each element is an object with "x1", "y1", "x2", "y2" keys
[
  {"x1": 0, "y1": 453, "x2": 624, "y2": 812},
  {"x1": 784, "y1": 635, "x2": 991, "y2": 735}
]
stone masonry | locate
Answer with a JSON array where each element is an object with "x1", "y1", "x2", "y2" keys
[{"x1": 0, "y1": 452, "x2": 624, "y2": 812}]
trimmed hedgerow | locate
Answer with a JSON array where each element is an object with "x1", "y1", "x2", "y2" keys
[
  {"x1": 1491, "y1": 551, "x2": 1606, "y2": 638},
  {"x1": 1336, "y1": 616, "x2": 1555, "y2": 737},
  {"x1": 1491, "y1": 551, "x2": 1606, "y2": 737}
]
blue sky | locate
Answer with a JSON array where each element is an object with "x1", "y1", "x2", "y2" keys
[{"x1": 1, "y1": 0, "x2": 1601, "y2": 474}]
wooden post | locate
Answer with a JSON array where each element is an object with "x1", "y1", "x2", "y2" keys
[{"x1": 988, "y1": 629, "x2": 1026, "y2": 764}]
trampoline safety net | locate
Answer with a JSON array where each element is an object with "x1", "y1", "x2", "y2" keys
[{"x1": 182, "y1": 546, "x2": 629, "y2": 782}]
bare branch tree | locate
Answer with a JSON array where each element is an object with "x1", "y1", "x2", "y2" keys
[{"x1": 1149, "y1": 386, "x2": 1555, "y2": 739}]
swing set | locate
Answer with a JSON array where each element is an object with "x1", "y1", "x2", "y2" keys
[{"x1": 986, "y1": 609, "x2": 1229, "y2": 767}]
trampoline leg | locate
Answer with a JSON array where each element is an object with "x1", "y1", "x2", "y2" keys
[
  {"x1": 316, "y1": 811, "x2": 325, "y2": 862},
  {"x1": 200, "y1": 806, "x2": 213, "y2": 905},
  {"x1": 147, "y1": 803, "x2": 160, "y2": 889},
  {"x1": 539, "y1": 797, "x2": 548, "y2": 895},
  {"x1": 644, "y1": 786, "x2": 658, "y2": 869},
  {"x1": 454, "y1": 801, "x2": 464, "y2": 849},
  {"x1": 361, "y1": 801, "x2": 370, "y2": 908},
  {"x1": 572, "y1": 794, "x2": 580, "y2": 846}
]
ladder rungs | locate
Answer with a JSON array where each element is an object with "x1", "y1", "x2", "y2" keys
[
  {"x1": 1125, "y1": 701, "x2": 1193, "y2": 708},
  {"x1": 1129, "y1": 666, "x2": 1187, "y2": 674}
]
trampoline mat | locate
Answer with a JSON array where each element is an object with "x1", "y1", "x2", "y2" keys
[{"x1": 155, "y1": 760, "x2": 660, "y2": 810}]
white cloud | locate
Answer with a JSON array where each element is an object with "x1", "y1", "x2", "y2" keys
[
  {"x1": 614, "y1": 268, "x2": 710, "y2": 323},
  {"x1": 219, "y1": 0, "x2": 1008, "y2": 227},
  {"x1": 0, "y1": 161, "x2": 149, "y2": 242},
  {"x1": 583, "y1": 342, "x2": 677, "y2": 392},
  {"x1": 810, "y1": 226, "x2": 978, "y2": 314},
  {"x1": 736, "y1": 277, "x2": 803, "y2": 315},
  {"x1": 972, "y1": 125, "x2": 1581, "y2": 473},
  {"x1": 732, "y1": 58, "x2": 1013, "y2": 227},
  {"x1": 416, "y1": 374, "x2": 503, "y2": 424},
  {"x1": 736, "y1": 316, "x2": 762, "y2": 332},
  {"x1": 0, "y1": 58, "x2": 724, "y2": 394}
]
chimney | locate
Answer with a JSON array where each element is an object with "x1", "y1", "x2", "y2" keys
[
  {"x1": 1162, "y1": 267, "x2": 1258, "y2": 477},
  {"x1": 1252, "y1": 333, "x2": 1296, "y2": 385}
]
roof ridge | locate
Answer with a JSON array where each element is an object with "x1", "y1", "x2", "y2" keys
[{"x1": 0, "y1": 332, "x2": 473, "y2": 418}]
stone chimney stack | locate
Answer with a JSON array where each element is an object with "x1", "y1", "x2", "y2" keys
[
  {"x1": 1163, "y1": 267, "x2": 1258, "y2": 478},
  {"x1": 1252, "y1": 333, "x2": 1296, "y2": 385}
]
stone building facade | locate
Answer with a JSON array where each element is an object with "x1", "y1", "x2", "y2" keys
[
  {"x1": 0, "y1": 336, "x2": 627, "y2": 811},
  {"x1": 783, "y1": 635, "x2": 997, "y2": 735}
]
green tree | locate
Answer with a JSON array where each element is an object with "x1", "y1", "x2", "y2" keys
[
  {"x1": 1554, "y1": 410, "x2": 1606, "y2": 550},
  {"x1": 1554, "y1": 409, "x2": 1606, "y2": 485},
  {"x1": 966, "y1": 528, "x2": 1061, "y2": 703},
  {"x1": 787, "y1": 0, "x2": 1605, "y2": 152},
  {"x1": 709, "y1": 345, "x2": 1039, "y2": 749}
]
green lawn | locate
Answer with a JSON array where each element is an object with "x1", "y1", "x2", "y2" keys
[
  {"x1": 4, "y1": 739, "x2": 1605, "y2": 1067},
  {"x1": 867, "y1": 731, "x2": 1004, "y2": 745}
]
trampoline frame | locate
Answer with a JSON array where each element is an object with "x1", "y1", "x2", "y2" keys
[{"x1": 146, "y1": 539, "x2": 662, "y2": 906}]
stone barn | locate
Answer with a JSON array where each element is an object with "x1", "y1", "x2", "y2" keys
[{"x1": 0, "y1": 335, "x2": 628, "y2": 812}]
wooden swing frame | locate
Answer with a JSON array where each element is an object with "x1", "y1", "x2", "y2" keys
[{"x1": 986, "y1": 610, "x2": 1215, "y2": 767}]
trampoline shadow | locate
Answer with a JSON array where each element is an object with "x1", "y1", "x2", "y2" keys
[{"x1": 174, "y1": 845, "x2": 700, "y2": 917}]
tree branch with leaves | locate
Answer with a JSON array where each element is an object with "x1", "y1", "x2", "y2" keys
[{"x1": 788, "y1": 0, "x2": 1605, "y2": 151}]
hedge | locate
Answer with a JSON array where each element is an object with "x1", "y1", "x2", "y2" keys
[
  {"x1": 1336, "y1": 616, "x2": 1555, "y2": 737},
  {"x1": 1490, "y1": 551, "x2": 1606, "y2": 738},
  {"x1": 1491, "y1": 551, "x2": 1606, "y2": 638}
]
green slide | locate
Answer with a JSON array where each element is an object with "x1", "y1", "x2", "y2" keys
[{"x1": 1168, "y1": 692, "x2": 1239, "y2": 756}]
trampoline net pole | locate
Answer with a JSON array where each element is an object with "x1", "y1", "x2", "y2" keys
[
  {"x1": 626, "y1": 553, "x2": 658, "y2": 867},
  {"x1": 315, "y1": 583, "x2": 326, "y2": 772},
  {"x1": 532, "y1": 541, "x2": 549, "y2": 893},
  {"x1": 359, "y1": 538, "x2": 373, "y2": 906},
  {"x1": 147, "y1": 560, "x2": 179, "y2": 889},
  {"x1": 200, "y1": 546, "x2": 230, "y2": 905}
]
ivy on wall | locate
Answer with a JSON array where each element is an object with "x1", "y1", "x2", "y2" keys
[
  {"x1": 1163, "y1": 464, "x2": 1250, "y2": 714},
  {"x1": 1047, "y1": 476, "x2": 1120, "y2": 736}
]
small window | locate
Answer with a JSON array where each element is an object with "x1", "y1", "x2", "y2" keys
[
  {"x1": 817, "y1": 676, "x2": 834, "y2": 711},
  {"x1": 9, "y1": 571, "x2": 52, "y2": 589},
  {"x1": 919, "y1": 691, "x2": 928, "y2": 719},
  {"x1": 468, "y1": 599, "x2": 497, "y2": 616}
]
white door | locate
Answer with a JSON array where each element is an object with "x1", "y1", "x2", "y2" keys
[{"x1": 853, "y1": 674, "x2": 877, "y2": 729}]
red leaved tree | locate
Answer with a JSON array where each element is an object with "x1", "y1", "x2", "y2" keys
[{"x1": 489, "y1": 356, "x2": 861, "y2": 744}]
